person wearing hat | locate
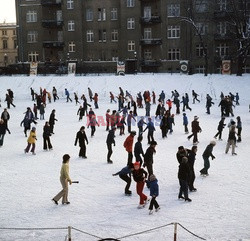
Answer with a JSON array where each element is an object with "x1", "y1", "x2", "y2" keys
[
  {"x1": 123, "y1": 131, "x2": 136, "y2": 166},
  {"x1": 200, "y1": 140, "x2": 216, "y2": 176},
  {"x1": 52, "y1": 154, "x2": 72, "y2": 205},
  {"x1": 214, "y1": 117, "x2": 226, "y2": 140},
  {"x1": 24, "y1": 126, "x2": 37, "y2": 155},
  {"x1": 132, "y1": 162, "x2": 149, "y2": 208},
  {"x1": 112, "y1": 163, "x2": 134, "y2": 195},
  {"x1": 143, "y1": 141, "x2": 157, "y2": 185},
  {"x1": 225, "y1": 124, "x2": 237, "y2": 155},
  {"x1": 176, "y1": 146, "x2": 190, "y2": 164},
  {"x1": 147, "y1": 174, "x2": 160, "y2": 214},
  {"x1": 187, "y1": 116, "x2": 202, "y2": 144}
]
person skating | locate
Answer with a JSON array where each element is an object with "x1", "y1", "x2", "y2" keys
[
  {"x1": 40, "y1": 103, "x2": 45, "y2": 120},
  {"x1": 214, "y1": 117, "x2": 226, "y2": 140},
  {"x1": 52, "y1": 86, "x2": 59, "y2": 102},
  {"x1": 20, "y1": 116, "x2": 31, "y2": 137},
  {"x1": 74, "y1": 126, "x2": 88, "y2": 158},
  {"x1": 235, "y1": 92, "x2": 240, "y2": 105},
  {"x1": 24, "y1": 127, "x2": 37, "y2": 155},
  {"x1": 200, "y1": 140, "x2": 216, "y2": 176},
  {"x1": 106, "y1": 109, "x2": 111, "y2": 131},
  {"x1": 1, "y1": 108, "x2": 11, "y2": 134},
  {"x1": 30, "y1": 87, "x2": 35, "y2": 101},
  {"x1": 183, "y1": 113, "x2": 189, "y2": 134},
  {"x1": 137, "y1": 116, "x2": 146, "y2": 136},
  {"x1": 143, "y1": 141, "x2": 157, "y2": 186},
  {"x1": 192, "y1": 90, "x2": 200, "y2": 104},
  {"x1": 206, "y1": 94, "x2": 214, "y2": 114},
  {"x1": 74, "y1": 92, "x2": 81, "y2": 105},
  {"x1": 43, "y1": 122, "x2": 53, "y2": 151},
  {"x1": 87, "y1": 114, "x2": 99, "y2": 137},
  {"x1": 143, "y1": 117, "x2": 156, "y2": 144},
  {"x1": 0, "y1": 119, "x2": 7, "y2": 146},
  {"x1": 187, "y1": 146, "x2": 197, "y2": 192},
  {"x1": 5, "y1": 93, "x2": 16, "y2": 109},
  {"x1": 77, "y1": 106, "x2": 85, "y2": 121},
  {"x1": 93, "y1": 93, "x2": 99, "y2": 109},
  {"x1": 106, "y1": 126, "x2": 116, "y2": 163},
  {"x1": 236, "y1": 116, "x2": 242, "y2": 142},
  {"x1": 187, "y1": 116, "x2": 202, "y2": 145},
  {"x1": 49, "y1": 109, "x2": 58, "y2": 134},
  {"x1": 176, "y1": 146, "x2": 190, "y2": 164},
  {"x1": 113, "y1": 164, "x2": 134, "y2": 195},
  {"x1": 178, "y1": 157, "x2": 191, "y2": 202},
  {"x1": 123, "y1": 131, "x2": 136, "y2": 166},
  {"x1": 52, "y1": 154, "x2": 72, "y2": 205},
  {"x1": 127, "y1": 110, "x2": 136, "y2": 133},
  {"x1": 132, "y1": 162, "x2": 149, "y2": 209},
  {"x1": 88, "y1": 87, "x2": 93, "y2": 102},
  {"x1": 147, "y1": 174, "x2": 160, "y2": 214},
  {"x1": 33, "y1": 103, "x2": 38, "y2": 120},
  {"x1": 134, "y1": 135, "x2": 144, "y2": 166},
  {"x1": 225, "y1": 124, "x2": 237, "y2": 155},
  {"x1": 65, "y1": 88, "x2": 72, "y2": 102}
]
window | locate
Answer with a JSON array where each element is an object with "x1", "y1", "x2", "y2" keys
[
  {"x1": 67, "y1": 0, "x2": 74, "y2": 9},
  {"x1": 167, "y1": 25, "x2": 180, "y2": 38},
  {"x1": 68, "y1": 41, "x2": 75, "y2": 52},
  {"x1": 127, "y1": 0, "x2": 135, "y2": 7},
  {"x1": 98, "y1": 8, "x2": 106, "y2": 21},
  {"x1": 243, "y1": 66, "x2": 250, "y2": 73},
  {"x1": 2, "y1": 30, "x2": 7, "y2": 36},
  {"x1": 218, "y1": 0, "x2": 227, "y2": 11},
  {"x1": 3, "y1": 40, "x2": 8, "y2": 49},
  {"x1": 27, "y1": 31, "x2": 38, "y2": 43},
  {"x1": 111, "y1": 8, "x2": 118, "y2": 20},
  {"x1": 144, "y1": 7, "x2": 151, "y2": 18},
  {"x1": 167, "y1": 4, "x2": 180, "y2": 17},
  {"x1": 99, "y1": 30, "x2": 106, "y2": 42},
  {"x1": 144, "y1": 28, "x2": 152, "y2": 39},
  {"x1": 86, "y1": 9, "x2": 93, "y2": 21},
  {"x1": 28, "y1": 51, "x2": 39, "y2": 62},
  {"x1": 112, "y1": 57, "x2": 119, "y2": 62},
  {"x1": 111, "y1": 30, "x2": 118, "y2": 42},
  {"x1": 217, "y1": 22, "x2": 227, "y2": 35},
  {"x1": 68, "y1": 20, "x2": 75, "y2": 31},
  {"x1": 196, "y1": 44, "x2": 207, "y2": 57},
  {"x1": 127, "y1": 18, "x2": 135, "y2": 29},
  {"x1": 14, "y1": 39, "x2": 18, "y2": 49},
  {"x1": 144, "y1": 49, "x2": 152, "y2": 60},
  {"x1": 195, "y1": 65, "x2": 205, "y2": 73},
  {"x1": 197, "y1": 23, "x2": 208, "y2": 35},
  {"x1": 217, "y1": 43, "x2": 229, "y2": 57},
  {"x1": 13, "y1": 30, "x2": 16, "y2": 36},
  {"x1": 87, "y1": 30, "x2": 94, "y2": 42},
  {"x1": 128, "y1": 40, "x2": 135, "y2": 51},
  {"x1": 195, "y1": 0, "x2": 208, "y2": 13},
  {"x1": 26, "y1": 11, "x2": 37, "y2": 22},
  {"x1": 168, "y1": 48, "x2": 180, "y2": 60}
]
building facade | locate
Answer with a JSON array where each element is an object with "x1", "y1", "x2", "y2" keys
[
  {"x1": 0, "y1": 23, "x2": 18, "y2": 67},
  {"x1": 15, "y1": 0, "x2": 250, "y2": 74}
]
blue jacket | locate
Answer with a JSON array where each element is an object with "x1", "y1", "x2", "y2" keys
[
  {"x1": 183, "y1": 115, "x2": 188, "y2": 125},
  {"x1": 148, "y1": 179, "x2": 159, "y2": 197},
  {"x1": 144, "y1": 121, "x2": 155, "y2": 132},
  {"x1": 114, "y1": 166, "x2": 132, "y2": 176}
]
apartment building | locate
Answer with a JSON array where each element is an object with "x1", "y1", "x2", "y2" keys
[
  {"x1": 15, "y1": 0, "x2": 250, "y2": 74},
  {"x1": 0, "y1": 22, "x2": 18, "y2": 67}
]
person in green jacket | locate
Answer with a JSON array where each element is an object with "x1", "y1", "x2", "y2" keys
[{"x1": 52, "y1": 154, "x2": 72, "y2": 205}]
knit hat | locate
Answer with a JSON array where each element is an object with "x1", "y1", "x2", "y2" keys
[
  {"x1": 150, "y1": 141, "x2": 157, "y2": 146},
  {"x1": 31, "y1": 127, "x2": 36, "y2": 131},
  {"x1": 194, "y1": 116, "x2": 199, "y2": 120},
  {"x1": 210, "y1": 140, "x2": 216, "y2": 146},
  {"x1": 149, "y1": 174, "x2": 156, "y2": 181},
  {"x1": 133, "y1": 162, "x2": 140, "y2": 168},
  {"x1": 130, "y1": 131, "x2": 136, "y2": 136}
]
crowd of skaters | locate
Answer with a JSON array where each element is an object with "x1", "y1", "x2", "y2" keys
[{"x1": 0, "y1": 85, "x2": 244, "y2": 214}]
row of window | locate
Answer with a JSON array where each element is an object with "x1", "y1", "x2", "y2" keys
[
  {"x1": 1, "y1": 30, "x2": 16, "y2": 36},
  {"x1": 1, "y1": 39, "x2": 18, "y2": 49}
]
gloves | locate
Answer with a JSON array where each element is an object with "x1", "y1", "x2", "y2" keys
[
  {"x1": 74, "y1": 143, "x2": 77, "y2": 146},
  {"x1": 212, "y1": 156, "x2": 215, "y2": 160},
  {"x1": 113, "y1": 143, "x2": 116, "y2": 146}
]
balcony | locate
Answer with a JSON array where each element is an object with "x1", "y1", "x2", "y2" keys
[
  {"x1": 140, "y1": 38, "x2": 162, "y2": 45},
  {"x1": 140, "y1": 60, "x2": 162, "y2": 67},
  {"x1": 214, "y1": 33, "x2": 234, "y2": 41},
  {"x1": 43, "y1": 41, "x2": 64, "y2": 48},
  {"x1": 140, "y1": 16, "x2": 161, "y2": 24},
  {"x1": 42, "y1": 20, "x2": 63, "y2": 28},
  {"x1": 41, "y1": 0, "x2": 62, "y2": 7}
]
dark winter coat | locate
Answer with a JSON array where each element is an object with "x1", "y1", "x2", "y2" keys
[
  {"x1": 176, "y1": 149, "x2": 190, "y2": 164},
  {"x1": 228, "y1": 129, "x2": 237, "y2": 142},
  {"x1": 114, "y1": 166, "x2": 132, "y2": 176},
  {"x1": 1, "y1": 111, "x2": 10, "y2": 121},
  {"x1": 0, "y1": 122, "x2": 6, "y2": 134},
  {"x1": 20, "y1": 117, "x2": 31, "y2": 128},
  {"x1": 202, "y1": 144, "x2": 215, "y2": 159},
  {"x1": 178, "y1": 162, "x2": 190, "y2": 181},
  {"x1": 43, "y1": 125, "x2": 51, "y2": 138},
  {"x1": 217, "y1": 119, "x2": 226, "y2": 131},
  {"x1": 132, "y1": 168, "x2": 147, "y2": 182},
  {"x1": 183, "y1": 115, "x2": 188, "y2": 125},
  {"x1": 144, "y1": 146, "x2": 156, "y2": 166},
  {"x1": 75, "y1": 130, "x2": 88, "y2": 147},
  {"x1": 134, "y1": 141, "x2": 144, "y2": 159},
  {"x1": 106, "y1": 129, "x2": 115, "y2": 145},
  {"x1": 191, "y1": 120, "x2": 201, "y2": 133},
  {"x1": 144, "y1": 121, "x2": 155, "y2": 133},
  {"x1": 40, "y1": 105, "x2": 45, "y2": 115},
  {"x1": 49, "y1": 112, "x2": 57, "y2": 125},
  {"x1": 187, "y1": 151, "x2": 196, "y2": 170}
]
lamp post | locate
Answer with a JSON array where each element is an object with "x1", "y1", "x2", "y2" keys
[
  {"x1": 134, "y1": 51, "x2": 137, "y2": 74},
  {"x1": 4, "y1": 53, "x2": 7, "y2": 67}
]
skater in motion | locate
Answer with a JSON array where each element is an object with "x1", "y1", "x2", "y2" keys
[
  {"x1": 123, "y1": 131, "x2": 136, "y2": 166},
  {"x1": 24, "y1": 127, "x2": 37, "y2": 155},
  {"x1": 0, "y1": 119, "x2": 7, "y2": 147},
  {"x1": 132, "y1": 162, "x2": 149, "y2": 209},
  {"x1": 106, "y1": 126, "x2": 116, "y2": 164},
  {"x1": 147, "y1": 174, "x2": 160, "y2": 214},
  {"x1": 225, "y1": 123, "x2": 237, "y2": 155},
  {"x1": 74, "y1": 126, "x2": 88, "y2": 158},
  {"x1": 49, "y1": 109, "x2": 58, "y2": 134},
  {"x1": 112, "y1": 164, "x2": 134, "y2": 195},
  {"x1": 214, "y1": 117, "x2": 226, "y2": 140},
  {"x1": 192, "y1": 90, "x2": 200, "y2": 104},
  {"x1": 200, "y1": 140, "x2": 216, "y2": 176},
  {"x1": 43, "y1": 121, "x2": 53, "y2": 150},
  {"x1": 188, "y1": 146, "x2": 197, "y2": 192},
  {"x1": 187, "y1": 116, "x2": 202, "y2": 144},
  {"x1": 178, "y1": 157, "x2": 192, "y2": 202},
  {"x1": 65, "y1": 88, "x2": 72, "y2": 102},
  {"x1": 52, "y1": 154, "x2": 72, "y2": 205}
]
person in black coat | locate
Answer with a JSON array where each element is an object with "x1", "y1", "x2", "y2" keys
[
  {"x1": 49, "y1": 109, "x2": 57, "y2": 134},
  {"x1": 74, "y1": 126, "x2": 88, "y2": 158},
  {"x1": 106, "y1": 127, "x2": 116, "y2": 163},
  {"x1": 187, "y1": 146, "x2": 197, "y2": 192},
  {"x1": 1, "y1": 108, "x2": 11, "y2": 134},
  {"x1": 214, "y1": 117, "x2": 226, "y2": 140},
  {"x1": 178, "y1": 157, "x2": 191, "y2": 202},
  {"x1": 0, "y1": 119, "x2": 7, "y2": 146},
  {"x1": 176, "y1": 146, "x2": 190, "y2": 164},
  {"x1": 187, "y1": 116, "x2": 202, "y2": 144},
  {"x1": 134, "y1": 135, "x2": 144, "y2": 166},
  {"x1": 43, "y1": 121, "x2": 53, "y2": 150},
  {"x1": 200, "y1": 140, "x2": 216, "y2": 175},
  {"x1": 20, "y1": 116, "x2": 31, "y2": 137}
]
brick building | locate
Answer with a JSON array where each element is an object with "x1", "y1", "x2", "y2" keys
[{"x1": 15, "y1": 0, "x2": 250, "y2": 74}]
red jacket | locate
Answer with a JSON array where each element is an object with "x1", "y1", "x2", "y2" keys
[{"x1": 123, "y1": 135, "x2": 134, "y2": 152}]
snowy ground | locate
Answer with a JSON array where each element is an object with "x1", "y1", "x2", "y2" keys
[{"x1": 0, "y1": 74, "x2": 250, "y2": 241}]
